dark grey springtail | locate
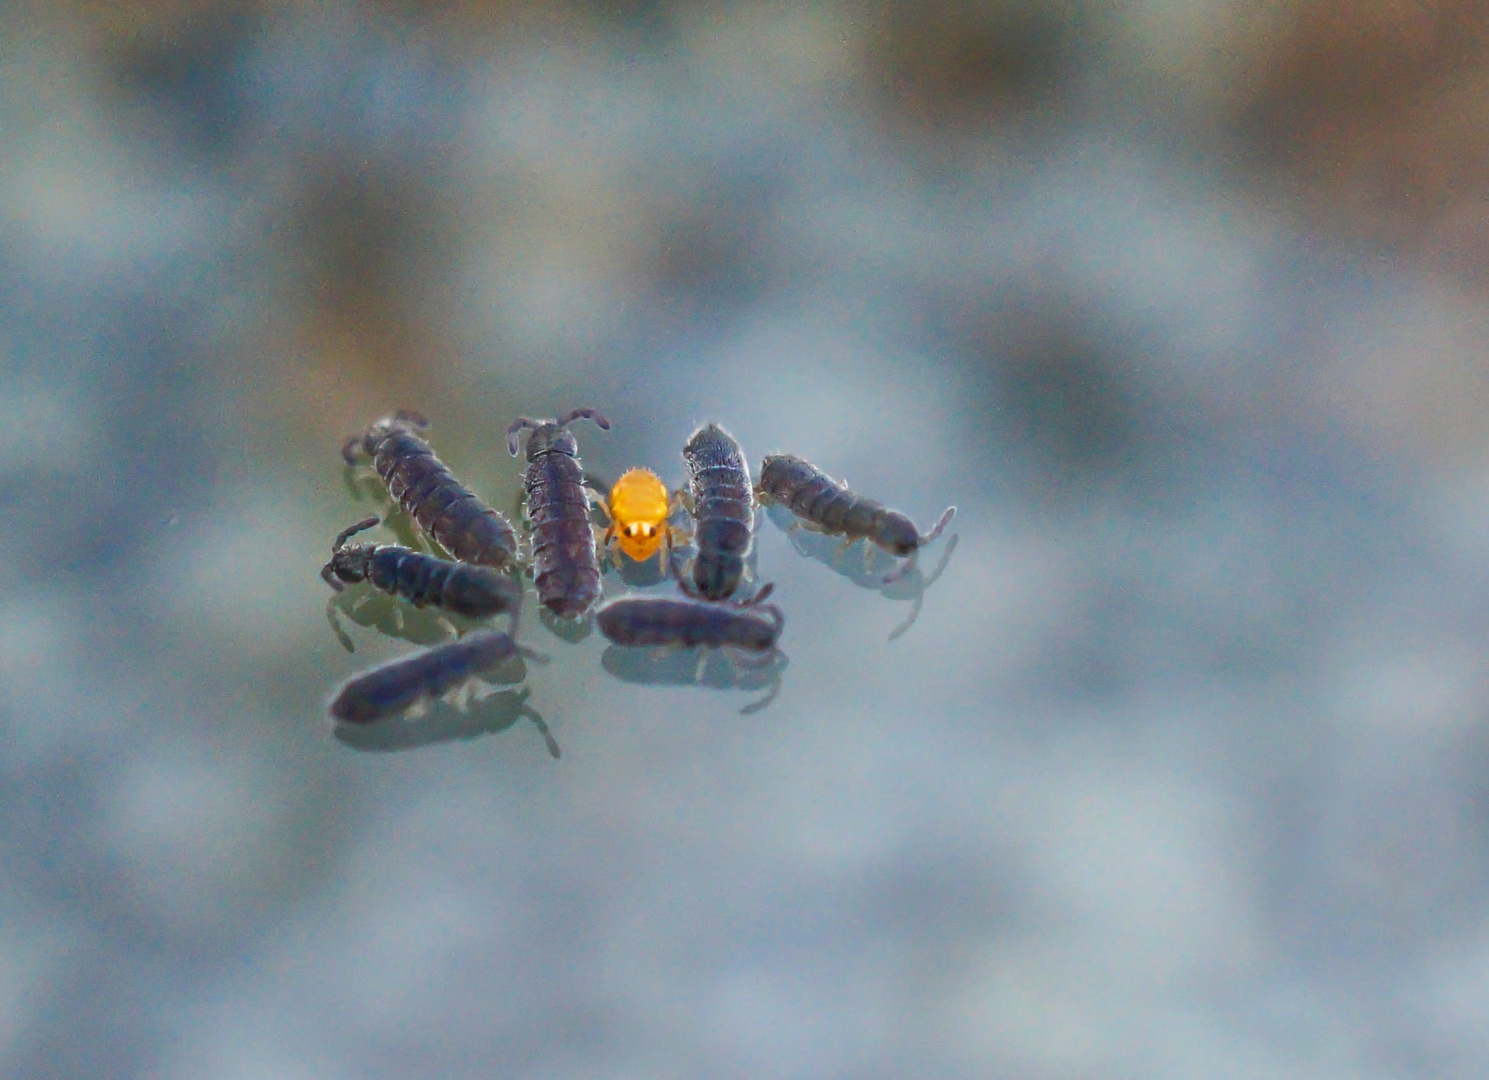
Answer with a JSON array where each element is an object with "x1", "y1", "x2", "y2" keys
[
  {"x1": 596, "y1": 584, "x2": 783, "y2": 656},
  {"x1": 506, "y1": 408, "x2": 610, "y2": 618},
  {"x1": 680, "y1": 422, "x2": 754, "y2": 600},
  {"x1": 321, "y1": 516, "x2": 521, "y2": 624},
  {"x1": 342, "y1": 410, "x2": 518, "y2": 570},
  {"x1": 328, "y1": 630, "x2": 545, "y2": 725},
  {"x1": 757, "y1": 453, "x2": 955, "y2": 583}
]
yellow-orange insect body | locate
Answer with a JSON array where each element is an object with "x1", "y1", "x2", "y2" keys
[{"x1": 601, "y1": 467, "x2": 677, "y2": 563}]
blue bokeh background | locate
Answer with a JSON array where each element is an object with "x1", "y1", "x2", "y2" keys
[{"x1": 6, "y1": 2, "x2": 1489, "y2": 1076}]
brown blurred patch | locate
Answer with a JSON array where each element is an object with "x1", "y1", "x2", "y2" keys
[
  {"x1": 1231, "y1": 0, "x2": 1489, "y2": 257},
  {"x1": 358, "y1": 0, "x2": 624, "y2": 50},
  {"x1": 277, "y1": 159, "x2": 463, "y2": 427},
  {"x1": 1221, "y1": 1, "x2": 1489, "y2": 460},
  {"x1": 73, "y1": 0, "x2": 251, "y2": 39},
  {"x1": 863, "y1": 0, "x2": 1083, "y2": 132}
]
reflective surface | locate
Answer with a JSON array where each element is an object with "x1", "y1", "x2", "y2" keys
[{"x1": 6, "y1": 4, "x2": 1489, "y2": 1078}]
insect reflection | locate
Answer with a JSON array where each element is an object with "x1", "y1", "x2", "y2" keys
[
  {"x1": 764, "y1": 503, "x2": 958, "y2": 640},
  {"x1": 325, "y1": 587, "x2": 463, "y2": 653},
  {"x1": 600, "y1": 642, "x2": 788, "y2": 715},
  {"x1": 757, "y1": 453, "x2": 954, "y2": 584},
  {"x1": 328, "y1": 631, "x2": 546, "y2": 726},
  {"x1": 333, "y1": 686, "x2": 559, "y2": 757}
]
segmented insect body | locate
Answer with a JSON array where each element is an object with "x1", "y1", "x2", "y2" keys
[
  {"x1": 328, "y1": 631, "x2": 537, "y2": 724},
  {"x1": 507, "y1": 408, "x2": 610, "y2": 618},
  {"x1": 599, "y1": 467, "x2": 680, "y2": 564},
  {"x1": 596, "y1": 590, "x2": 784, "y2": 655},
  {"x1": 321, "y1": 517, "x2": 521, "y2": 622},
  {"x1": 757, "y1": 454, "x2": 956, "y2": 582},
  {"x1": 682, "y1": 423, "x2": 754, "y2": 600},
  {"x1": 342, "y1": 411, "x2": 518, "y2": 570}
]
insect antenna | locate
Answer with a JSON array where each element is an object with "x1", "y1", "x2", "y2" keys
[
  {"x1": 557, "y1": 407, "x2": 611, "y2": 430},
  {"x1": 332, "y1": 516, "x2": 381, "y2": 550},
  {"x1": 392, "y1": 408, "x2": 429, "y2": 428},
  {"x1": 919, "y1": 505, "x2": 957, "y2": 545}
]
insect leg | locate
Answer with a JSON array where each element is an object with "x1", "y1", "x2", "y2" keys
[
  {"x1": 497, "y1": 687, "x2": 560, "y2": 758},
  {"x1": 726, "y1": 646, "x2": 775, "y2": 670},
  {"x1": 886, "y1": 588, "x2": 924, "y2": 642},
  {"x1": 448, "y1": 678, "x2": 480, "y2": 712},
  {"x1": 325, "y1": 595, "x2": 356, "y2": 652},
  {"x1": 882, "y1": 552, "x2": 918, "y2": 585},
  {"x1": 886, "y1": 534, "x2": 958, "y2": 637},
  {"x1": 667, "y1": 486, "x2": 695, "y2": 547},
  {"x1": 530, "y1": 712, "x2": 562, "y2": 759},
  {"x1": 667, "y1": 546, "x2": 702, "y2": 599},
  {"x1": 584, "y1": 473, "x2": 615, "y2": 516},
  {"x1": 832, "y1": 534, "x2": 856, "y2": 568},
  {"x1": 585, "y1": 481, "x2": 617, "y2": 557}
]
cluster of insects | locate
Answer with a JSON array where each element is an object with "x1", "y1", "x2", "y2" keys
[{"x1": 323, "y1": 408, "x2": 957, "y2": 755}]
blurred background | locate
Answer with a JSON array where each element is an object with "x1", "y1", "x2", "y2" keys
[{"x1": 5, "y1": 0, "x2": 1489, "y2": 1076}]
